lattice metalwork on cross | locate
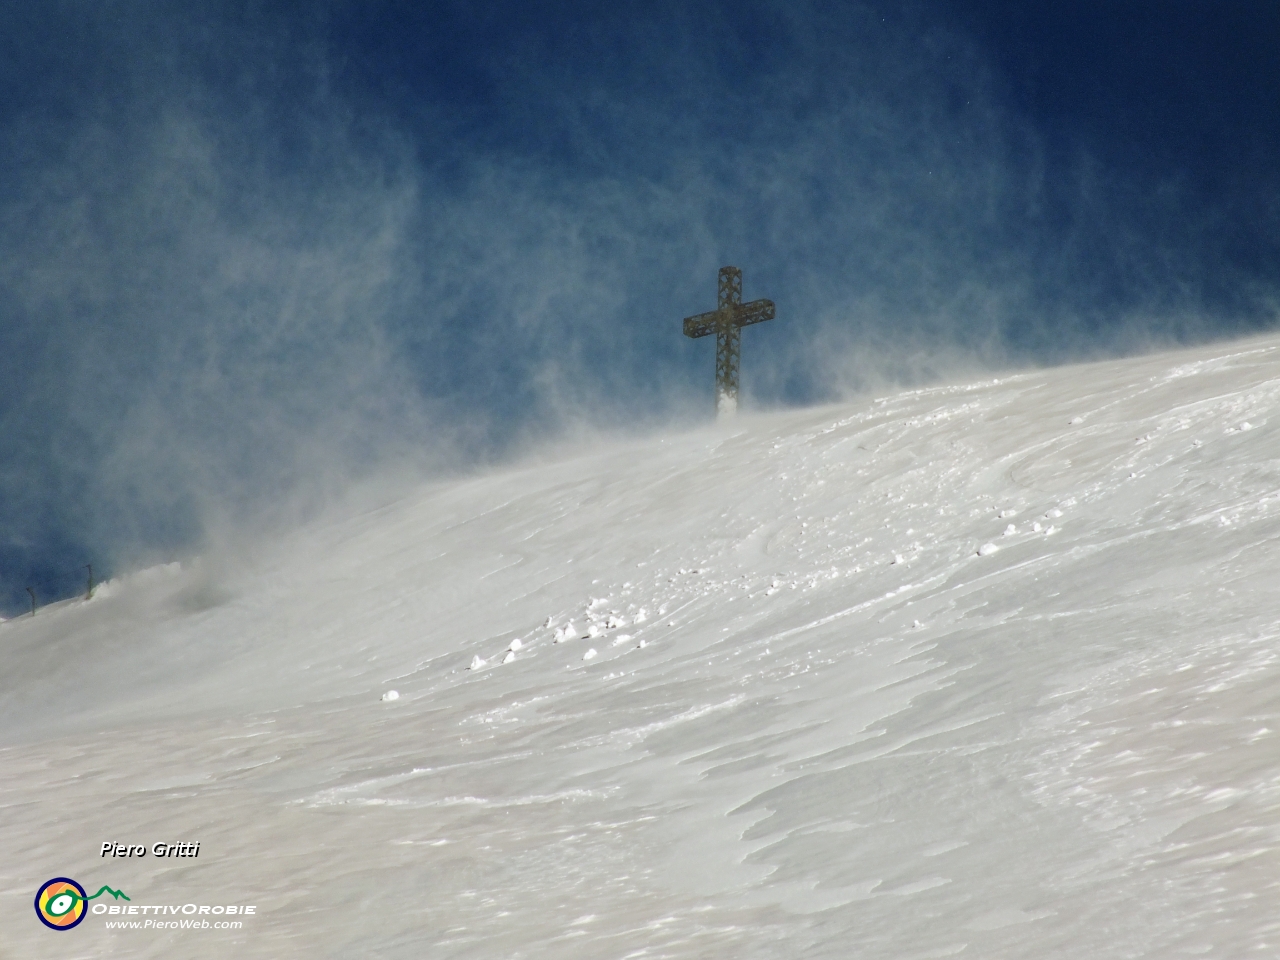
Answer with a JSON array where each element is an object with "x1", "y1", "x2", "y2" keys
[{"x1": 682, "y1": 266, "x2": 775, "y2": 417}]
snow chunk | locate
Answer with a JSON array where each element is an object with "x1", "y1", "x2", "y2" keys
[
  {"x1": 508, "y1": 638, "x2": 523, "y2": 652},
  {"x1": 381, "y1": 690, "x2": 400, "y2": 702},
  {"x1": 87, "y1": 580, "x2": 116, "y2": 601},
  {"x1": 633, "y1": 608, "x2": 648, "y2": 623},
  {"x1": 977, "y1": 543, "x2": 1000, "y2": 556},
  {"x1": 501, "y1": 650, "x2": 515, "y2": 665},
  {"x1": 612, "y1": 634, "x2": 633, "y2": 646},
  {"x1": 582, "y1": 648, "x2": 598, "y2": 661},
  {"x1": 1003, "y1": 524, "x2": 1017, "y2": 536},
  {"x1": 469, "y1": 656, "x2": 487, "y2": 671}
]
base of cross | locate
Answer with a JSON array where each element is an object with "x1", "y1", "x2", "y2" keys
[{"x1": 716, "y1": 389, "x2": 738, "y2": 420}]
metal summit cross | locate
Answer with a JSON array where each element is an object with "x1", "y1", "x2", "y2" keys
[{"x1": 682, "y1": 266, "x2": 775, "y2": 417}]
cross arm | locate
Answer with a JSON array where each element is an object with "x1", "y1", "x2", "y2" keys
[
  {"x1": 682, "y1": 309, "x2": 721, "y2": 339},
  {"x1": 734, "y1": 298, "x2": 775, "y2": 327}
]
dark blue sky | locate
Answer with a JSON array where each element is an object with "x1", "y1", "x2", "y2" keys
[{"x1": 2, "y1": 1, "x2": 1278, "y2": 613}]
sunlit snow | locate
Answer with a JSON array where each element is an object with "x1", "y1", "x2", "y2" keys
[{"x1": 4, "y1": 335, "x2": 1280, "y2": 957}]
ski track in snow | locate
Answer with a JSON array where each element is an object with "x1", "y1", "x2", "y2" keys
[{"x1": 4, "y1": 335, "x2": 1280, "y2": 957}]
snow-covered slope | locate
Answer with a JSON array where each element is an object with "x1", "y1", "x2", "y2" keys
[{"x1": 4, "y1": 335, "x2": 1280, "y2": 958}]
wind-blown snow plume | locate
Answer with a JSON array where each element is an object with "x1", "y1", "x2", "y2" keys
[{"x1": 2, "y1": 1, "x2": 1277, "y2": 612}]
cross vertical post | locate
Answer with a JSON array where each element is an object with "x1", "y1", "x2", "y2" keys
[{"x1": 683, "y1": 266, "x2": 775, "y2": 418}]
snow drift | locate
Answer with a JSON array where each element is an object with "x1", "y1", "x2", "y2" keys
[{"x1": 3, "y1": 334, "x2": 1280, "y2": 958}]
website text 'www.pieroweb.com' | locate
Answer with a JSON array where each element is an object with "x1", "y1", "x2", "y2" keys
[{"x1": 98, "y1": 902, "x2": 255, "y2": 930}]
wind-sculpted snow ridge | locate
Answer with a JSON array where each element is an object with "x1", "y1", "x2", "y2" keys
[{"x1": 4, "y1": 335, "x2": 1280, "y2": 958}]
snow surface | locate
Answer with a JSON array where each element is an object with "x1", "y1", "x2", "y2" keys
[{"x1": 4, "y1": 335, "x2": 1280, "y2": 957}]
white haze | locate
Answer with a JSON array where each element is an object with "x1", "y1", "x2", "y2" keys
[
  {"x1": 3, "y1": 334, "x2": 1278, "y2": 956},
  {"x1": 6, "y1": 1, "x2": 1276, "y2": 613}
]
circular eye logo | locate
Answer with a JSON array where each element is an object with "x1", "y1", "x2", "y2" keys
[{"x1": 35, "y1": 878, "x2": 88, "y2": 930}]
